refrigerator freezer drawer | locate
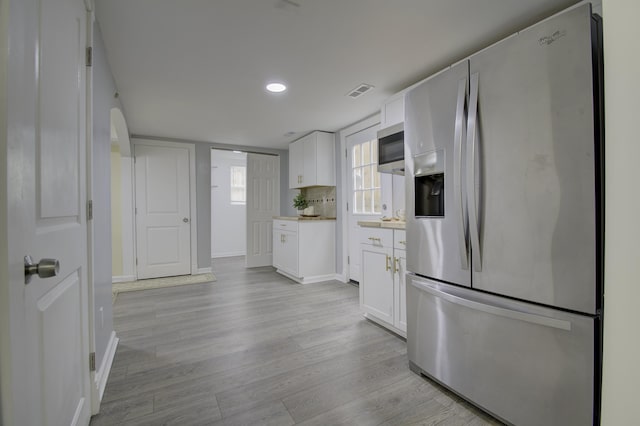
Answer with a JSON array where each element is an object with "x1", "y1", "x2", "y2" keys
[{"x1": 406, "y1": 274, "x2": 595, "y2": 426}]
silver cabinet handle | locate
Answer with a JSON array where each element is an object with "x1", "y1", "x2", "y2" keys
[
  {"x1": 183, "y1": 217, "x2": 189, "y2": 223},
  {"x1": 24, "y1": 255, "x2": 60, "y2": 284}
]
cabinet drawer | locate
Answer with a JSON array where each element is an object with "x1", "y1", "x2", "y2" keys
[
  {"x1": 359, "y1": 227, "x2": 393, "y2": 247},
  {"x1": 274, "y1": 220, "x2": 298, "y2": 233},
  {"x1": 394, "y1": 230, "x2": 407, "y2": 250}
]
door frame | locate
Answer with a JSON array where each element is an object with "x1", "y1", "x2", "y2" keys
[
  {"x1": 85, "y1": 3, "x2": 100, "y2": 413},
  {"x1": 132, "y1": 138, "x2": 199, "y2": 277},
  {"x1": 338, "y1": 113, "x2": 381, "y2": 282}
]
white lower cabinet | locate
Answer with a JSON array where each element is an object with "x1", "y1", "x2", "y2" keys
[
  {"x1": 272, "y1": 219, "x2": 335, "y2": 284},
  {"x1": 359, "y1": 227, "x2": 407, "y2": 336},
  {"x1": 273, "y1": 228, "x2": 298, "y2": 277}
]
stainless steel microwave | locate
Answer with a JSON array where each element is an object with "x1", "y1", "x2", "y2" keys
[{"x1": 377, "y1": 122, "x2": 404, "y2": 175}]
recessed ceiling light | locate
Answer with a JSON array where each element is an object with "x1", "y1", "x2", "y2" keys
[
  {"x1": 232, "y1": 150, "x2": 242, "y2": 154},
  {"x1": 266, "y1": 82, "x2": 287, "y2": 93}
]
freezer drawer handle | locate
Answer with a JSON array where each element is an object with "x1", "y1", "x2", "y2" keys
[{"x1": 410, "y1": 279, "x2": 572, "y2": 331}]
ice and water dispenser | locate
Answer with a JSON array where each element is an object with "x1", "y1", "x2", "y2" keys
[{"x1": 414, "y1": 150, "x2": 445, "y2": 217}]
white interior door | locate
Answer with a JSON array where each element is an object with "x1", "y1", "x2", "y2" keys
[
  {"x1": 135, "y1": 143, "x2": 191, "y2": 279},
  {"x1": 246, "y1": 153, "x2": 280, "y2": 267},
  {"x1": 346, "y1": 124, "x2": 390, "y2": 282},
  {"x1": 2, "y1": 0, "x2": 92, "y2": 424}
]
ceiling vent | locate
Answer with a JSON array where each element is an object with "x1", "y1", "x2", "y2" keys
[{"x1": 346, "y1": 83, "x2": 374, "y2": 99}]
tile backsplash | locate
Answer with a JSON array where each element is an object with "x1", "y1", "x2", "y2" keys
[{"x1": 300, "y1": 186, "x2": 336, "y2": 217}]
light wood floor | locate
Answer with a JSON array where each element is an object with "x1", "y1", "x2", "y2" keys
[{"x1": 90, "y1": 256, "x2": 501, "y2": 426}]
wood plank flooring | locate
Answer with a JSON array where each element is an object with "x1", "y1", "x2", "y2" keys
[{"x1": 90, "y1": 256, "x2": 502, "y2": 426}]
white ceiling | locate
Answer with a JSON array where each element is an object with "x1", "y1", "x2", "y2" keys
[{"x1": 95, "y1": 0, "x2": 579, "y2": 150}]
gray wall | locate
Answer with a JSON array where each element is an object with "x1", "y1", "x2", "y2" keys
[
  {"x1": 92, "y1": 23, "x2": 123, "y2": 368},
  {"x1": 136, "y1": 136, "x2": 290, "y2": 269},
  {"x1": 280, "y1": 150, "x2": 298, "y2": 217}
]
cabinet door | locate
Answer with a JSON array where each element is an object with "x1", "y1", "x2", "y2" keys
[
  {"x1": 381, "y1": 93, "x2": 405, "y2": 128},
  {"x1": 281, "y1": 230, "x2": 299, "y2": 277},
  {"x1": 289, "y1": 140, "x2": 304, "y2": 188},
  {"x1": 394, "y1": 248, "x2": 407, "y2": 332},
  {"x1": 302, "y1": 134, "x2": 316, "y2": 186},
  {"x1": 273, "y1": 229, "x2": 284, "y2": 269},
  {"x1": 315, "y1": 132, "x2": 335, "y2": 186},
  {"x1": 360, "y1": 244, "x2": 394, "y2": 324}
]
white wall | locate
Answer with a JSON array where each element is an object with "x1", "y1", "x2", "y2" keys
[
  {"x1": 600, "y1": 0, "x2": 640, "y2": 423},
  {"x1": 211, "y1": 149, "x2": 247, "y2": 258}
]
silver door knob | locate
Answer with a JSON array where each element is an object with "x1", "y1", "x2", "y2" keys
[
  {"x1": 24, "y1": 255, "x2": 60, "y2": 284},
  {"x1": 183, "y1": 217, "x2": 189, "y2": 223}
]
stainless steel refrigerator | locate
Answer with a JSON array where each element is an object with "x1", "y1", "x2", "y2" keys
[{"x1": 404, "y1": 4, "x2": 603, "y2": 425}]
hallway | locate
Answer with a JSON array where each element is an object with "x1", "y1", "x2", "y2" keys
[{"x1": 90, "y1": 257, "x2": 498, "y2": 425}]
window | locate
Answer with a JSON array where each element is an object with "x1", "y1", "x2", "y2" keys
[
  {"x1": 352, "y1": 140, "x2": 381, "y2": 214},
  {"x1": 230, "y1": 165, "x2": 246, "y2": 204}
]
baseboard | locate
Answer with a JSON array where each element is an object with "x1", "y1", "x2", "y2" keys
[
  {"x1": 197, "y1": 267, "x2": 213, "y2": 274},
  {"x1": 363, "y1": 313, "x2": 407, "y2": 339},
  {"x1": 212, "y1": 251, "x2": 246, "y2": 258},
  {"x1": 95, "y1": 331, "x2": 119, "y2": 401},
  {"x1": 112, "y1": 275, "x2": 136, "y2": 283},
  {"x1": 334, "y1": 273, "x2": 348, "y2": 283},
  {"x1": 275, "y1": 269, "x2": 337, "y2": 285}
]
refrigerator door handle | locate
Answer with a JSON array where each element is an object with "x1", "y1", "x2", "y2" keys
[
  {"x1": 454, "y1": 77, "x2": 469, "y2": 270},
  {"x1": 466, "y1": 72, "x2": 482, "y2": 271},
  {"x1": 409, "y1": 278, "x2": 572, "y2": 331}
]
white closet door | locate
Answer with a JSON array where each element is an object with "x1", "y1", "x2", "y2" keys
[
  {"x1": 135, "y1": 144, "x2": 191, "y2": 279},
  {"x1": 246, "y1": 154, "x2": 280, "y2": 267}
]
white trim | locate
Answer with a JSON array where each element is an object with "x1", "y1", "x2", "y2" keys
[
  {"x1": 212, "y1": 250, "x2": 246, "y2": 259},
  {"x1": 85, "y1": 8, "x2": 98, "y2": 417},
  {"x1": 70, "y1": 398, "x2": 86, "y2": 426},
  {"x1": 111, "y1": 275, "x2": 136, "y2": 284},
  {"x1": 338, "y1": 114, "x2": 381, "y2": 282},
  {"x1": 95, "y1": 331, "x2": 119, "y2": 401},
  {"x1": 275, "y1": 269, "x2": 337, "y2": 285},
  {"x1": 334, "y1": 273, "x2": 348, "y2": 283},
  {"x1": 363, "y1": 313, "x2": 406, "y2": 339},
  {"x1": 131, "y1": 138, "x2": 198, "y2": 278},
  {"x1": 196, "y1": 267, "x2": 213, "y2": 274}
]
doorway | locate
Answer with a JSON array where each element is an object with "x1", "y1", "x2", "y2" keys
[
  {"x1": 345, "y1": 123, "x2": 394, "y2": 282},
  {"x1": 211, "y1": 149, "x2": 248, "y2": 260},
  {"x1": 109, "y1": 108, "x2": 135, "y2": 284}
]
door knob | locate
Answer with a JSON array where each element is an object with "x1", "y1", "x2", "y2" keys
[
  {"x1": 24, "y1": 255, "x2": 60, "y2": 284},
  {"x1": 183, "y1": 217, "x2": 189, "y2": 223}
]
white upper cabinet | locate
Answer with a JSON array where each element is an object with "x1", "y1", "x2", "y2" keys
[
  {"x1": 289, "y1": 141, "x2": 304, "y2": 188},
  {"x1": 380, "y1": 91, "x2": 405, "y2": 129},
  {"x1": 289, "y1": 131, "x2": 335, "y2": 188}
]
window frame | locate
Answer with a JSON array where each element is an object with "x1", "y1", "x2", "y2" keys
[
  {"x1": 229, "y1": 165, "x2": 246, "y2": 205},
  {"x1": 351, "y1": 139, "x2": 382, "y2": 215}
]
